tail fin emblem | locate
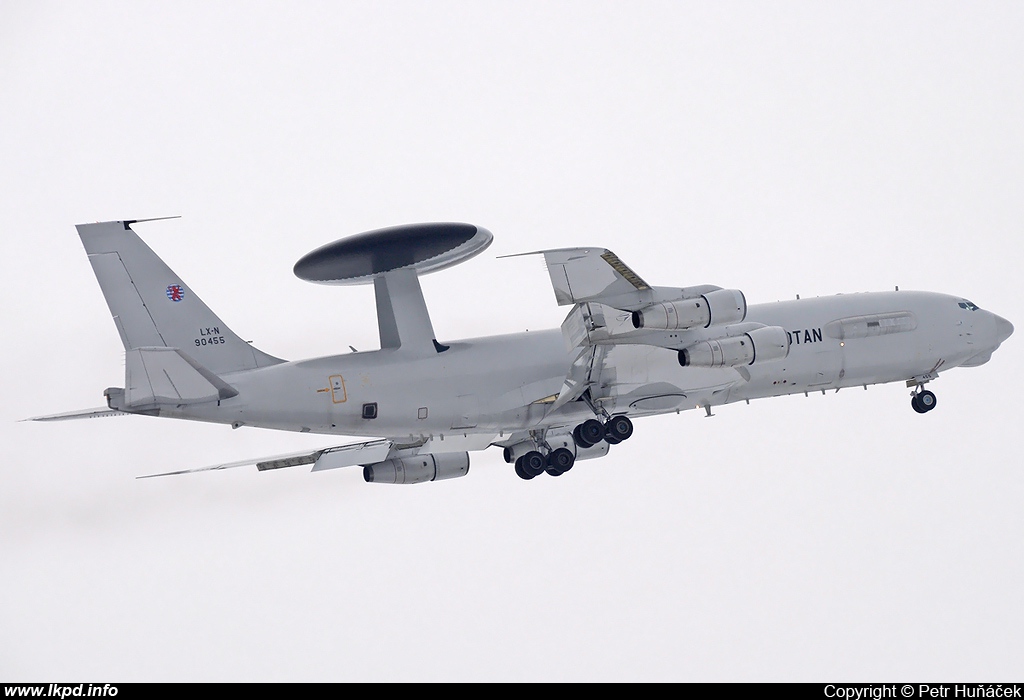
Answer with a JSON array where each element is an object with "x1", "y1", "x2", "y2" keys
[{"x1": 166, "y1": 284, "x2": 185, "y2": 302}]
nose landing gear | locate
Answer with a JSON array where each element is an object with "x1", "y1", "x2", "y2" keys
[{"x1": 911, "y1": 388, "x2": 937, "y2": 413}]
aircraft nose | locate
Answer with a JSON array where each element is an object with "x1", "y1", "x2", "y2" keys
[{"x1": 994, "y1": 314, "x2": 1014, "y2": 344}]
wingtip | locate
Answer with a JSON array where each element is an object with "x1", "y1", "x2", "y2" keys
[
  {"x1": 136, "y1": 468, "x2": 191, "y2": 479},
  {"x1": 495, "y1": 251, "x2": 544, "y2": 259},
  {"x1": 496, "y1": 247, "x2": 605, "y2": 260}
]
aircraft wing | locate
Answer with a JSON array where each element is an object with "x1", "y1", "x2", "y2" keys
[
  {"x1": 515, "y1": 246, "x2": 765, "y2": 351},
  {"x1": 508, "y1": 247, "x2": 652, "y2": 306},
  {"x1": 137, "y1": 438, "x2": 394, "y2": 478},
  {"x1": 510, "y1": 247, "x2": 766, "y2": 411},
  {"x1": 509, "y1": 246, "x2": 729, "y2": 318}
]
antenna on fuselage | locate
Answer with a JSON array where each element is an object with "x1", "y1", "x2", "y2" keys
[{"x1": 293, "y1": 222, "x2": 493, "y2": 355}]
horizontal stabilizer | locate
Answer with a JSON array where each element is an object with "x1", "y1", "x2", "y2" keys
[
  {"x1": 137, "y1": 438, "x2": 394, "y2": 478},
  {"x1": 23, "y1": 407, "x2": 129, "y2": 422},
  {"x1": 125, "y1": 347, "x2": 238, "y2": 408}
]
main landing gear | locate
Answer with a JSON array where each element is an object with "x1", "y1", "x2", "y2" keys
[
  {"x1": 512, "y1": 415, "x2": 635, "y2": 481},
  {"x1": 911, "y1": 388, "x2": 937, "y2": 414},
  {"x1": 573, "y1": 415, "x2": 634, "y2": 447},
  {"x1": 514, "y1": 447, "x2": 576, "y2": 480}
]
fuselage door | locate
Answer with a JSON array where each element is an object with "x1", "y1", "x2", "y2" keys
[{"x1": 329, "y1": 375, "x2": 347, "y2": 403}]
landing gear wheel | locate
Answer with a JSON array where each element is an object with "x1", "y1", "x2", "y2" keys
[
  {"x1": 605, "y1": 415, "x2": 633, "y2": 442},
  {"x1": 545, "y1": 448, "x2": 575, "y2": 476},
  {"x1": 912, "y1": 389, "x2": 937, "y2": 413},
  {"x1": 603, "y1": 430, "x2": 621, "y2": 445},
  {"x1": 521, "y1": 451, "x2": 547, "y2": 478},
  {"x1": 574, "y1": 419, "x2": 605, "y2": 448},
  {"x1": 514, "y1": 456, "x2": 535, "y2": 480}
]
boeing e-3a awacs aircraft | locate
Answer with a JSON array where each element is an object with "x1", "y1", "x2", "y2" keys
[{"x1": 30, "y1": 219, "x2": 1013, "y2": 484}]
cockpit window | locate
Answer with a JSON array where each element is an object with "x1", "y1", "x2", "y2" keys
[{"x1": 958, "y1": 300, "x2": 980, "y2": 311}]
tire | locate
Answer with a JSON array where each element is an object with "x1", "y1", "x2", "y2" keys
[
  {"x1": 514, "y1": 456, "x2": 535, "y2": 480},
  {"x1": 548, "y1": 448, "x2": 575, "y2": 473},
  {"x1": 522, "y1": 451, "x2": 547, "y2": 477},
  {"x1": 577, "y1": 419, "x2": 605, "y2": 447},
  {"x1": 572, "y1": 424, "x2": 588, "y2": 448},
  {"x1": 606, "y1": 415, "x2": 634, "y2": 441},
  {"x1": 918, "y1": 390, "x2": 937, "y2": 412}
]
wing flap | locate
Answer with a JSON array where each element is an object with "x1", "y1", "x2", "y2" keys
[{"x1": 309, "y1": 439, "x2": 393, "y2": 472}]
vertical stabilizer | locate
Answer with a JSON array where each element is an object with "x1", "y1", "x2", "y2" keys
[{"x1": 77, "y1": 220, "x2": 284, "y2": 375}]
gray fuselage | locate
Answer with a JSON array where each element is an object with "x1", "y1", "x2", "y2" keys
[{"x1": 167, "y1": 290, "x2": 1010, "y2": 444}]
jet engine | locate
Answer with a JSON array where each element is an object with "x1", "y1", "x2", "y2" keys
[
  {"x1": 363, "y1": 452, "x2": 470, "y2": 484},
  {"x1": 678, "y1": 325, "x2": 790, "y2": 368},
  {"x1": 631, "y1": 289, "x2": 746, "y2": 330}
]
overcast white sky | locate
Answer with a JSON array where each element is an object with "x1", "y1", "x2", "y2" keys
[{"x1": 2, "y1": 1, "x2": 1022, "y2": 682}]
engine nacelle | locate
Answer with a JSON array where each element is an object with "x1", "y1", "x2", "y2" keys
[
  {"x1": 631, "y1": 289, "x2": 746, "y2": 330},
  {"x1": 678, "y1": 325, "x2": 790, "y2": 368},
  {"x1": 745, "y1": 325, "x2": 790, "y2": 364},
  {"x1": 363, "y1": 452, "x2": 470, "y2": 484}
]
